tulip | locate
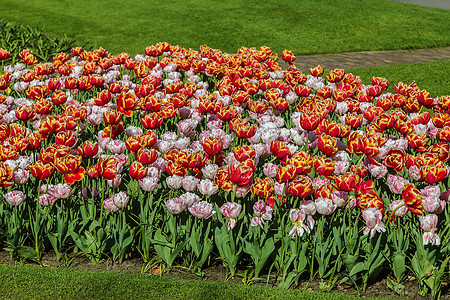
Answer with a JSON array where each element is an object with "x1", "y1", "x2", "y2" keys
[
  {"x1": 287, "y1": 176, "x2": 312, "y2": 198},
  {"x1": 401, "y1": 183, "x2": 424, "y2": 215},
  {"x1": 263, "y1": 162, "x2": 277, "y2": 178},
  {"x1": 179, "y1": 192, "x2": 201, "y2": 207},
  {"x1": 422, "y1": 196, "x2": 446, "y2": 214},
  {"x1": 39, "y1": 193, "x2": 57, "y2": 206},
  {"x1": 315, "y1": 197, "x2": 336, "y2": 215},
  {"x1": 228, "y1": 160, "x2": 254, "y2": 186},
  {"x1": 386, "y1": 174, "x2": 409, "y2": 194},
  {"x1": 289, "y1": 209, "x2": 313, "y2": 238},
  {"x1": 29, "y1": 161, "x2": 54, "y2": 180},
  {"x1": 368, "y1": 163, "x2": 388, "y2": 179},
  {"x1": 138, "y1": 176, "x2": 159, "y2": 192},
  {"x1": 300, "y1": 200, "x2": 317, "y2": 215},
  {"x1": 419, "y1": 214, "x2": 440, "y2": 246},
  {"x1": 331, "y1": 191, "x2": 348, "y2": 208},
  {"x1": 362, "y1": 208, "x2": 386, "y2": 238},
  {"x1": 251, "y1": 177, "x2": 274, "y2": 198},
  {"x1": 220, "y1": 202, "x2": 242, "y2": 230},
  {"x1": 112, "y1": 191, "x2": 129, "y2": 209},
  {"x1": 276, "y1": 164, "x2": 296, "y2": 183},
  {"x1": 51, "y1": 183, "x2": 74, "y2": 199},
  {"x1": 166, "y1": 174, "x2": 183, "y2": 189},
  {"x1": 251, "y1": 199, "x2": 273, "y2": 228},
  {"x1": 4, "y1": 190, "x2": 25, "y2": 206},
  {"x1": 333, "y1": 173, "x2": 358, "y2": 192},
  {"x1": 197, "y1": 179, "x2": 219, "y2": 196},
  {"x1": 309, "y1": 65, "x2": 324, "y2": 77},
  {"x1": 103, "y1": 197, "x2": 120, "y2": 213},
  {"x1": 107, "y1": 174, "x2": 122, "y2": 189},
  {"x1": 13, "y1": 168, "x2": 30, "y2": 185},
  {"x1": 182, "y1": 175, "x2": 200, "y2": 192},
  {"x1": 164, "y1": 197, "x2": 187, "y2": 214},
  {"x1": 188, "y1": 201, "x2": 215, "y2": 219},
  {"x1": 78, "y1": 187, "x2": 99, "y2": 199}
]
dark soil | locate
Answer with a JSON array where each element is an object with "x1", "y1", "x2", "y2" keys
[{"x1": 0, "y1": 250, "x2": 447, "y2": 300}]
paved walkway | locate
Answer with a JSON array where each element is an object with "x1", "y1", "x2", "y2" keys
[
  {"x1": 389, "y1": 0, "x2": 450, "y2": 10},
  {"x1": 285, "y1": 46, "x2": 450, "y2": 70}
]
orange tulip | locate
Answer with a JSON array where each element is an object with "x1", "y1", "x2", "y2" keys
[
  {"x1": 202, "y1": 136, "x2": 223, "y2": 156},
  {"x1": 314, "y1": 156, "x2": 335, "y2": 176},
  {"x1": 29, "y1": 161, "x2": 54, "y2": 180},
  {"x1": 276, "y1": 164, "x2": 296, "y2": 183},
  {"x1": 129, "y1": 161, "x2": 147, "y2": 179},
  {"x1": 251, "y1": 177, "x2": 275, "y2": 198},
  {"x1": 383, "y1": 149, "x2": 406, "y2": 173},
  {"x1": 401, "y1": 183, "x2": 424, "y2": 215},
  {"x1": 287, "y1": 176, "x2": 313, "y2": 198}
]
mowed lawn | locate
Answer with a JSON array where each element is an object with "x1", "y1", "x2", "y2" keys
[{"x1": 0, "y1": 0, "x2": 449, "y2": 56}]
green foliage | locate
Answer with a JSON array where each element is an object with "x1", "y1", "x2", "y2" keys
[{"x1": 0, "y1": 19, "x2": 81, "y2": 65}]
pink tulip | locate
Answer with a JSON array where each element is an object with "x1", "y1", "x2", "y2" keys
[
  {"x1": 39, "y1": 194, "x2": 56, "y2": 206},
  {"x1": 107, "y1": 174, "x2": 122, "y2": 189},
  {"x1": 315, "y1": 197, "x2": 336, "y2": 215},
  {"x1": 103, "y1": 197, "x2": 120, "y2": 213},
  {"x1": 331, "y1": 191, "x2": 348, "y2": 208},
  {"x1": 175, "y1": 137, "x2": 190, "y2": 150},
  {"x1": 179, "y1": 192, "x2": 200, "y2": 207},
  {"x1": 423, "y1": 196, "x2": 446, "y2": 214},
  {"x1": 4, "y1": 190, "x2": 25, "y2": 206},
  {"x1": 165, "y1": 197, "x2": 188, "y2": 214},
  {"x1": 166, "y1": 175, "x2": 183, "y2": 189},
  {"x1": 157, "y1": 140, "x2": 174, "y2": 154},
  {"x1": 274, "y1": 182, "x2": 287, "y2": 196},
  {"x1": 188, "y1": 201, "x2": 215, "y2": 219},
  {"x1": 197, "y1": 179, "x2": 219, "y2": 196},
  {"x1": 311, "y1": 178, "x2": 328, "y2": 190},
  {"x1": 389, "y1": 200, "x2": 408, "y2": 217},
  {"x1": 106, "y1": 139, "x2": 126, "y2": 154},
  {"x1": 334, "y1": 161, "x2": 350, "y2": 175},
  {"x1": 263, "y1": 163, "x2": 277, "y2": 178},
  {"x1": 112, "y1": 191, "x2": 129, "y2": 209},
  {"x1": 419, "y1": 214, "x2": 440, "y2": 246},
  {"x1": 13, "y1": 169, "x2": 30, "y2": 184},
  {"x1": 220, "y1": 202, "x2": 242, "y2": 230},
  {"x1": 235, "y1": 184, "x2": 251, "y2": 198},
  {"x1": 421, "y1": 185, "x2": 441, "y2": 198},
  {"x1": 386, "y1": 174, "x2": 409, "y2": 194},
  {"x1": 289, "y1": 209, "x2": 314, "y2": 238},
  {"x1": 125, "y1": 125, "x2": 143, "y2": 137},
  {"x1": 52, "y1": 183, "x2": 73, "y2": 199},
  {"x1": 182, "y1": 176, "x2": 199, "y2": 192},
  {"x1": 300, "y1": 200, "x2": 316, "y2": 215},
  {"x1": 368, "y1": 163, "x2": 388, "y2": 179},
  {"x1": 138, "y1": 176, "x2": 159, "y2": 192},
  {"x1": 408, "y1": 166, "x2": 421, "y2": 181},
  {"x1": 362, "y1": 208, "x2": 386, "y2": 238},
  {"x1": 202, "y1": 164, "x2": 219, "y2": 180},
  {"x1": 251, "y1": 200, "x2": 273, "y2": 228}
]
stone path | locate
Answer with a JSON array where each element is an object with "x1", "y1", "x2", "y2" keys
[
  {"x1": 389, "y1": 0, "x2": 450, "y2": 10},
  {"x1": 283, "y1": 46, "x2": 450, "y2": 70}
]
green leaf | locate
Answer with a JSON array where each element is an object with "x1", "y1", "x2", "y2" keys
[{"x1": 349, "y1": 262, "x2": 368, "y2": 277}]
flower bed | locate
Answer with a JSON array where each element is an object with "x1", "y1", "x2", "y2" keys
[{"x1": 0, "y1": 44, "x2": 449, "y2": 297}]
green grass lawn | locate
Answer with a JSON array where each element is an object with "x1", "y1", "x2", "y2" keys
[
  {"x1": 0, "y1": 264, "x2": 394, "y2": 300},
  {"x1": 0, "y1": 0, "x2": 449, "y2": 57}
]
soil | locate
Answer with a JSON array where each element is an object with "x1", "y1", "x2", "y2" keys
[{"x1": 0, "y1": 250, "x2": 448, "y2": 300}]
